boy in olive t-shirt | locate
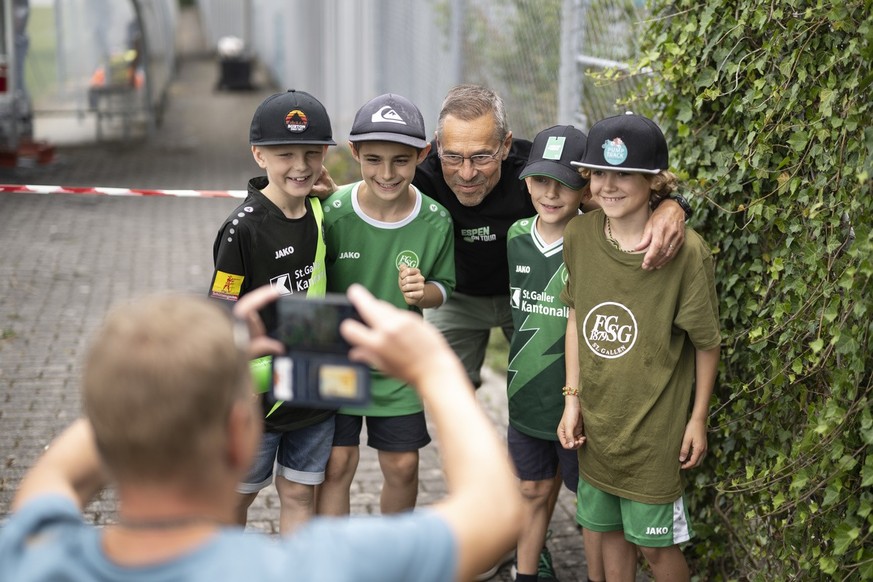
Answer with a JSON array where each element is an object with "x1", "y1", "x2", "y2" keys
[{"x1": 558, "y1": 112, "x2": 721, "y2": 581}]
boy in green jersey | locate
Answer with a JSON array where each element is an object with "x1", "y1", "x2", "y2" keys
[
  {"x1": 507, "y1": 125, "x2": 603, "y2": 582},
  {"x1": 559, "y1": 113, "x2": 721, "y2": 581},
  {"x1": 317, "y1": 94, "x2": 455, "y2": 517}
]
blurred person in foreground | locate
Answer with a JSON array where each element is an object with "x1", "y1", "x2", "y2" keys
[{"x1": 0, "y1": 284, "x2": 522, "y2": 582}]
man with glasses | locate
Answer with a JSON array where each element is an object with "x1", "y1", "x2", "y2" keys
[{"x1": 413, "y1": 84, "x2": 689, "y2": 390}]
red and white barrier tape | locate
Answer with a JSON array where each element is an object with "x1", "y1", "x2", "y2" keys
[{"x1": 0, "y1": 184, "x2": 247, "y2": 198}]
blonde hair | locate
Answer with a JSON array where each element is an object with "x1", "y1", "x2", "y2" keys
[
  {"x1": 82, "y1": 293, "x2": 250, "y2": 483},
  {"x1": 576, "y1": 168, "x2": 679, "y2": 209}
]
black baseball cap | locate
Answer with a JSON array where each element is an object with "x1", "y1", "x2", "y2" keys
[
  {"x1": 519, "y1": 125, "x2": 587, "y2": 189},
  {"x1": 572, "y1": 112, "x2": 668, "y2": 174},
  {"x1": 249, "y1": 89, "x2": 336, "y2": 146},
  {"x1": 348, "y1": 93, "x2": 428, "y2": 149}
]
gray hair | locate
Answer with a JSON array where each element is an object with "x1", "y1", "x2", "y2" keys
[{"x1": 436, "y1": 84, "x2": 510, "y2": 142}]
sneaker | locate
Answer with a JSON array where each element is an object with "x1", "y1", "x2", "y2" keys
[
  {"x1": 537, "y1": 545, "x2": 558, "y2": 582},
  {"x1": 474, "y1": 549, "x2": 516, "y2": 581}
]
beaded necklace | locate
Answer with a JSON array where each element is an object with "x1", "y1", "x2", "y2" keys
[{"x1": 605, "y1": 217, "x2": 635, "y2": 253}]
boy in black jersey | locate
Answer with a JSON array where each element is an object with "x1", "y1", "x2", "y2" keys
[{"x1": 208, "y1": 89, "x2": 335, "y2": 533}]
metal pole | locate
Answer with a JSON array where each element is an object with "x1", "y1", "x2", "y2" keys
[
  {"x1": 242, "y1": 0, "x2": 251, "y2": 54},
  {"x1": 450, "y1": 0, "x2": 464, "y2": 84},
  {"x1": 129, "y1": 0, "x2": 154, "y2": 136},
  {"x1": 3, "y1": 0, "x2": 19, "y2": 149},
  {"x1": 558, "y1": 0, "x2": 584, "y2": 129}
]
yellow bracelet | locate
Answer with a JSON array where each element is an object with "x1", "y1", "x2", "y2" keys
[{"x1": 562, "y1": 385, "x2": 579, "y2": 397}]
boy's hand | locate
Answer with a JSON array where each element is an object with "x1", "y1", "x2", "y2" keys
[
  {"x1": 310, "y1": 165, "x2": 338, "y2": 200},
  {"x1": 557, "y1": 397, "x2": 586, "y2": 449},
  {"x1": 398, "y1": 266, "x2": 426, "y2": 306},
  {"x1": 679, "y1": 417, "x2": 708, "y2": 469}
]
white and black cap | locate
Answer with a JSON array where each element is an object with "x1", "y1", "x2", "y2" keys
[
  {"x1": 572, "y1": 112, "x2": 668, "y2": 174},
  {"x1": 348, "y1": 93, "x2": 428, "y2": 149},
  {"x1": 249, "y1": 89, "x2": 336, "y2": 146}
]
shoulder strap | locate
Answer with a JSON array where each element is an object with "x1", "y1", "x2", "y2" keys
[{"x1": 306, "y1": 196, "x2": 327, "y2": 297}]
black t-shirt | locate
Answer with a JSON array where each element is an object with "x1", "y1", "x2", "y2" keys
[
  {"x1": 413, "y1": 139, "x2": 534, "y2": 296},
  {"x1": 210, "y1": 176, "x2": 333, "y2": 431}
]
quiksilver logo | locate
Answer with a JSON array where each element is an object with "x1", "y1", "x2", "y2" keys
[{"x1": 371, "y1": 105, "x2": 406, "y2": 125}]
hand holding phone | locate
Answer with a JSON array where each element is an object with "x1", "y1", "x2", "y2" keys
[{"x1": 269, "y1": 293, "x2": 370, "y2": 408}]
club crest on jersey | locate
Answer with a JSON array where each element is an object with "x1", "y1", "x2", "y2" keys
[
  {"x1": 395, "y1": 250, "x2": 419, "y2": 270},
  {"x1": 582, "y1": 301, "x2": 638, "y2": 359}
]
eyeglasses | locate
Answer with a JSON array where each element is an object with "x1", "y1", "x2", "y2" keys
[{"x1": 438, "y1": 145, "x2": 503, "y2": 168}]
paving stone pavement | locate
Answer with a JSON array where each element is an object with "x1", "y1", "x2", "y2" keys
[{"x1": 0, "y1": 8, "x2": 643, "y2": 582}]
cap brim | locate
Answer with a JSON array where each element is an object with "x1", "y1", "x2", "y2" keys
[
  {"x1": 519, "y1": 161, "x2": 586, "y2": 189},
  {"x1": 571, "y1": 161, "x2": 660, "y2": 175},
  {"x1": 348, "y1": 132, "x2": 428, "y2": 149},
  {"x1": 251, "y1": 138, "x2": 337, "y2": 146}
]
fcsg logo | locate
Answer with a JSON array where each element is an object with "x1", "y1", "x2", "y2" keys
[{"x1": 582, "y1": 302, "x2": 638, "y2": 359}]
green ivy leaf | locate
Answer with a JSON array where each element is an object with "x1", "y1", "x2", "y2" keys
[
  {"x1": 831, "y1": 523, "x2": 859, "y2": 556},
  {"x1": 863, "y1": 455, "x2": 873, "y2": 487}
]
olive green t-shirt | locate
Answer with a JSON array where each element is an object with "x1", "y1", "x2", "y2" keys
[{"x1": 561, "y1": 209, "x2": 721, "y2": 503}]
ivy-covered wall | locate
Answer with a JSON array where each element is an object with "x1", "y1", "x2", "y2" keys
[{"x1": 632, "y1": 1, "x2": 872, "y2": 578}]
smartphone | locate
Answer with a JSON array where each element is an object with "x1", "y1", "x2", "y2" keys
[{"x1": 268, "y1": 293, "x2": 370, "y2": 408}]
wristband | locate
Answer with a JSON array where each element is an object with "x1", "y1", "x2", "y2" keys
[
  {"x1": 562, "y1": 385, "x2": 579, "y2": 397},
  {"x1": 666, "y1": 193, "x2": 692, "y2": 220}
]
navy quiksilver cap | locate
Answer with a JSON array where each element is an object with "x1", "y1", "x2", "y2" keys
[
  {"x1": 348, "y1": 93, "x2": 428, "y2": 149},
  {"x1": 249, "y1": 89, "x2": 336, "y2": 146},
  {"x1": 572, "y1": 112, "x2": 668, "y2": 174},
  {"x1": 519, "y1": 124, "x2": 587, "y2": 189}
]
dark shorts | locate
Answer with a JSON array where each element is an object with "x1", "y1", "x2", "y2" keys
[
  {"x1": 507, "y1": 424, "x2": 579, "y2": 492},
  {"x1": 333, "y1": 412, "x2": 431, "y2": 452}
]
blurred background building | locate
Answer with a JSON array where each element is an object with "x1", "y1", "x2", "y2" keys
[{"x1": 1, "y1": 0, "x2": 648, "y2": 152}]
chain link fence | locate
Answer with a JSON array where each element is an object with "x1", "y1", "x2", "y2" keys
[
  {"x1": 196, "y1": 0, "x2": 648, "y2": 142},
  {"x1": 19, "y1": 0, "x2": 177, "y2": 144}
]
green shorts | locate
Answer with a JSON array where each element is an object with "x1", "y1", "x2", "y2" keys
[{"x1": 576, "y1": 476, "x2": 694, "y2": 547}]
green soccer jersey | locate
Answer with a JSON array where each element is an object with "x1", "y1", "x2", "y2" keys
[
  {"x1": 507, "y1": 216, "x2": 573, "y2": 440},
  {"x1": 322, "y1": 181, "x2": 455, "y2": 417}
]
